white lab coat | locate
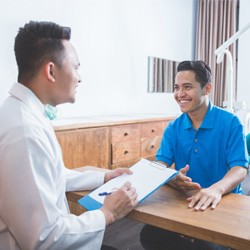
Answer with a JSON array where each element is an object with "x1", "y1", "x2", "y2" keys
[{"x1": 0, "y1": 83, "x2": 106, "y2": 250}]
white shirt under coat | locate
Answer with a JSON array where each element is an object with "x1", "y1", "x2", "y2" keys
[{"x1": 0, "y1": 82, "x2": 106, "y2": 250}]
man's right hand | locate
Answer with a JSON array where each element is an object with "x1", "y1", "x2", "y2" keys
[
  {"x1": 168, "y1": 164, "x2": 201, "y2": 192},
  {"x1": 100, "y1": 182, "x2": 138, "y2": 225}
]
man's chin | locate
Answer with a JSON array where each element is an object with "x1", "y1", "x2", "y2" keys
[
  {"x1": 68, "y1": 96, "x2": 76, "y2": 104},
  {"x1": 179, "y1": 106, "x2": 189, "y2": 113}
]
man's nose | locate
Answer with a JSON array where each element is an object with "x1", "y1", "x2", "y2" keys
[{"x1": 177, "y1": 88, "x2": 186, "y2": 96}]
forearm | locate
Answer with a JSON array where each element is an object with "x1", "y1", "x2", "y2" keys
[
  {"x1": 212, "y1": 166, "x2": 247, "y2": 195},
  {"x1": 66, "y1": 168, "x2": 105, "y2": 191}
]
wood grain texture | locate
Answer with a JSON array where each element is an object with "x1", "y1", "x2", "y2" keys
[
  {"x1": 128, "y1": 186, "x2": 250, "y2": 250},
  {"x1": 67, "y1": 184, "x2": 250, "y2": 250},
  {"x1": 56, "y1": 127, "x2": 110, "y2": 169},
  {"x1": 55, "y1": 116, "x2": 175, "y2": 170}
]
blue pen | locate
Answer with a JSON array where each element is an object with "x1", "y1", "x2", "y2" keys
[
  {"x1": 98, "y1": 191, "x2": 113, "y2": 196},
  {"x1": 98, "y1": 188, "x2": 118, "y2": 196}
]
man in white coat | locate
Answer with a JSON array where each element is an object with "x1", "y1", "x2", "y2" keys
[{"x1": 0, "y1": 21, "x2": 138, "y2": 250}]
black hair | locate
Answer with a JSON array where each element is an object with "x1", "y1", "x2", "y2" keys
[
  {"x1": 177, "y1": 60, "x2": 212, "y2": 88},
  {"x1": 14, "y1": 21, "x2": 71, "y2": 82}
]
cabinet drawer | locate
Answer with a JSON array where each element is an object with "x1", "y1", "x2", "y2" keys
[
  {"x1": 141, "y1": 122, "x2": 164, "y2": 138},
  {"x1": 112, "y1": 141, "x2": 140, "y2": 164},
  {"x1": 111, "y1": 124, "x2": 141, "y2": 143},
  {"x1": 141, "y1": 136, "x2": 162, "y2": 158}
]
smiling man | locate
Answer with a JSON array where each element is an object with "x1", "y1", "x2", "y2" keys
[{"x1": 140, "y1": 60, "x2": 248, "y2": 250}]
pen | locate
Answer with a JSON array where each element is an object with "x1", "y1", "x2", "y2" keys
[
  {"x1": 98, "y1": 191, "x2": 114, "y2": 196},
  {"x1": 98, "y1": 188, "x2": 118, "y2": 196}
]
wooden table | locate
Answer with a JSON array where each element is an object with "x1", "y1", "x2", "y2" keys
[
  {"x1": 129, "y1": 186, "x2": 250, "y2": 250},
  {"x1": 67, "y1": 184, "x2": 250, "y2": 250}
]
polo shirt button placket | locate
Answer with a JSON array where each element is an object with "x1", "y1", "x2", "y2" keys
[{"x1": 194, "y1": 137, "x2": 198, "y2": 153}]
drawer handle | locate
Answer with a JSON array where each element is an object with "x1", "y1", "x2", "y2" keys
[
  {"x1": 124, "y1": 150, "x2": 129, "y2": 155},
  {"x1": 124, "y1": 132, "x2": 129, "y2": 137},
  {"x1": 151, "y1": 129, "x2": 155, "y2": 133}
]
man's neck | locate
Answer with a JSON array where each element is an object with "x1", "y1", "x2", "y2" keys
[{"x1": 188, "y1": 100, "x2": 209, "y2": 130}]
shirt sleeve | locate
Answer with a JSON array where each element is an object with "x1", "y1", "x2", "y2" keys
[
  {"x1": 246, "y1": 133, "x2": 250, "y2": 164},
  {"x1": 0, "y1": 129, "x2": 106, "y2": 250},
  {"x1": 156, "y1": 124, "x2": 175, "y2": 166},
  {"x1": 227, "y1": 117, "x2": 249, "y2": 169},
  {"x1": 65, "y1": 168, "x2": 105, "y2": 192}
]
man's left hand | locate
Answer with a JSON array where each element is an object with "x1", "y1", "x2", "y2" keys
[
  {"x1": 104, "y1": 168, "x2": 132, "y2": 183},
  {"x1": 187, "y1": 185, "x2": 222, "y2": 211}
]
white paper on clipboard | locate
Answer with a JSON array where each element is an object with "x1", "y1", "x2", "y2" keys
[{"x1": 78, "y1": 158, "x2": 178, "y2": 210}]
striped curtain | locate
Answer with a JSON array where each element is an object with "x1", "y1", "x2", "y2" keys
[
  {"x1": 148, "y1": 56, "x2": 179, "y2": 93},
  {"x1": 195, "y1": 0, "x2": 238, "y2": 107}
]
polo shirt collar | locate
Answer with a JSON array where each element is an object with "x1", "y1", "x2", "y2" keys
[{"x1": 183, "y1": 101, "x2": 214, "y2": 129}]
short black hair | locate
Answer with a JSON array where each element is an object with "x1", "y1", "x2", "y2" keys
[
  {"x1": 177, "y1": 60, "x2": 212, "y2": 88},
  {"x1": 14, "y1": 21, "x2": 71, "y2": 82}
]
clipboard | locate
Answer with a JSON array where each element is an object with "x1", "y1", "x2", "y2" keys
[{"x1": 78, "y1": 158, "x2": 178, "y2": 210}]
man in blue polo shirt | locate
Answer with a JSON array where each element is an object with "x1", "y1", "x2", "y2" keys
[{"x1": 140, "y1": 60, "x2": 248, "y2": 250}]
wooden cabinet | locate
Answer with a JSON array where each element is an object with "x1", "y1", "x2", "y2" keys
[
  {"x1": 111, "y1": 124, "x2": 141, "y2": 167},
  {"x1": 54, "y1": 115, "x2": 175, "y2": 170},
  {"x1": 141, "y1": 121, "x2": 165, "y2": 159},
  {"x1": 56, "y1": 127, "x2": 110, "y2": 169}
]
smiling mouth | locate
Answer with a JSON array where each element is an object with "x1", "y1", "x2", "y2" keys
[{"x1": 178, "y1": 100, "x2": 190, "y2": 104}]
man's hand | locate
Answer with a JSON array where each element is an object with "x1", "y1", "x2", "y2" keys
[
  {"x1": 187, "y1": 166, "x2": 247, "y2": 211},
  {"x1": 100, "y1": 182, "x2": 138, "y2": 225},
  {"x1": 168, "y1": 165, "x2": 201, "y2": 192},
  {"x1": 104, "y1": 168, "x2": 133, "y2": 183},
  {"x1": 187, "y1": 185, "x2": 222, "y2": 211}
]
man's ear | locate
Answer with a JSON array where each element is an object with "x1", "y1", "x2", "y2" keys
[
  {"x1": 204, "y1": 83, "x2": 212, "y2": 95},
  {"x1": 45, "y1": 62, "x2": 56, "y2": 83}
]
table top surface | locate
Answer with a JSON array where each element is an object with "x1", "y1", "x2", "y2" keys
[
  {"x1": 68, "y1": 166, "x2": 250, "y2": 250},
  {"x1": 69, "y1": 184, "x2": 250, "y2": 249},
  {"x1": 127, "y1": 185, "x2": 250, "y2": 250}
]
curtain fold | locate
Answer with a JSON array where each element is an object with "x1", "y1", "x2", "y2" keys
[
  {"x1": 195, "y1": 0, "x2": 238, "y2": 107},
  {"x1": 148, "y1": 57, "x2": 179, "y2": 93}
]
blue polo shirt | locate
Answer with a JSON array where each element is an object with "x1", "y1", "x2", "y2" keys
[{"x1": 156, "y1": 102, "x2": 248, "y2": 193}]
